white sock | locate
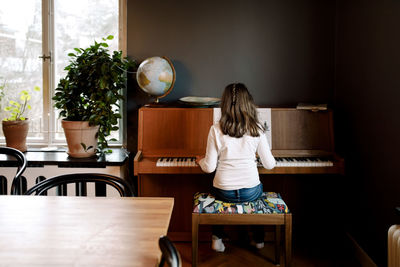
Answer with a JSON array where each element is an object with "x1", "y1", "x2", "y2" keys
[
  {"x1": 255, "y1": 242, "x2": 264, "y2": 249},
  {"x1": 211, "y1": 235, "x2": 225, "y2": 252},
  {"x1": 250, "y1": 240, "x2": 265, "y2": 249}
]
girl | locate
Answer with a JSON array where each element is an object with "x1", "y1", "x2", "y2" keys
[{"x1": 196, "y1": 83, "x2": 276, "y2": 252}]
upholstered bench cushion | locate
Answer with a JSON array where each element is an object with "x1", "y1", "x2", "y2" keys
[{"x1": 193, "y1": 192, "x2": 289, "y2": 214}]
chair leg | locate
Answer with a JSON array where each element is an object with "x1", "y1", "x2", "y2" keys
[
  {"x1": 275, "y1": 225, "x2": 281, "y2": 265},
  {"x1": 285, "y1": 214, "x2": 292, "y2": 267},
  {"x1": 192, "y1": 213, "x2": 199, "y2": 267}
]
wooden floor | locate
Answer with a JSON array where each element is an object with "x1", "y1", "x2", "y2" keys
[{"x1": 175, "y1": 234, "x2": 361, "y2": 267}]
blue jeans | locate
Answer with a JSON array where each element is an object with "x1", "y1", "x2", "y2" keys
[
  {"x1": 212, "y1": 183, "x2": 263, "y2": 203},
  {"x1": 212, "y1": 183, "x2": 264, "y2": 243}
]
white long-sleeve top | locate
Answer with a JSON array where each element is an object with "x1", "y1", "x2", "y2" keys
[{"x1": 198, "y1": 123, "x2": 276, "y2": 190}]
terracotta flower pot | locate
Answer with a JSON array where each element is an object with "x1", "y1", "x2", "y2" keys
[
  {"x1": 2, "y1": 120, "x2": 29, "y2": 152},
  {"x1": 62, "y1": 120, "x2": 100, "y2": 158}
]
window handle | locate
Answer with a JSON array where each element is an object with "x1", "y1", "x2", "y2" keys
[{"x1": 39, "y1": 53, "x2": 51, "y2": 62}]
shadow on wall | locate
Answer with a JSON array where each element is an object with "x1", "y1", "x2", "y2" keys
[{"x1": 165, "y1": 60, "x2": 193, "y2": 101}]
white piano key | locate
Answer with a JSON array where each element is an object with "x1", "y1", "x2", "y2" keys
[{"x1": 156, "y1": 158, "x2": 163, "y2": 167}]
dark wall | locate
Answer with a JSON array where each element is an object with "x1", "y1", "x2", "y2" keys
[
  {"x1": 126, "y1": 0, "x2": 336, "y2": 152},
  {"x1": 335, "y1": 0, "x2": 400, "y2": 265},
  {"x1": 125, "y1": 0, "x2": 400, "y2": 264}
]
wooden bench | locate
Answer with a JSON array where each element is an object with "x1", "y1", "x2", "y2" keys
[{"x1": 192, "y1": 192, "x2": 292, "y2": 267}]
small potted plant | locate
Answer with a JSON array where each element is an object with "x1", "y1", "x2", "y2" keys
[
  {"x1": 2, "y1": 86, "x2": 40, "y2": 152},
  {"x1": 53, "y1": 35, "x2": 136, "y2": 158}
]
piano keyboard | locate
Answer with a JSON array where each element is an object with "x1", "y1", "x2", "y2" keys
[
  {"x1": 156, "y1": 157, "x2": 197, "y2": 167},
  {"x1": 258, "y1": 157, "x2": 333, "y2": 167},
  {"x1": 156, "y1": 157, "x2": 334, "y2": 167}
]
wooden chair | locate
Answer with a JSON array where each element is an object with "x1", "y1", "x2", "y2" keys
[
  {"x1": 0, "y1": 146, "x2": 27, "y2": 195},
  {"x1": 24, "y1": 173, "x2": 134, "y2": 197},
  {"x1": 192, "y1": 192, "x2": 292, "y2": 267},
  {"x1": 159, "y1": 235, "x2": 182, "y2": 267}
]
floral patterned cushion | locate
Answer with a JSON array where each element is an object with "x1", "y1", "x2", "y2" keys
[{"x1": 193, "y1": 192, "x2": 289, "y2": 214}]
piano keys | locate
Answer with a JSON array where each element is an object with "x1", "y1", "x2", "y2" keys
[
  {"x1": 156, "y1": 157, "x2": 197, "y2": 167},
  {"x1": 135, "y1": 155, "x2": 342, "y2": 175},
  {"x1": 155, "y1": 156, "x2": 334, "y2": 168},
  {"x1": 274, "y1": 157, "x2": 333, "y2": 167}
]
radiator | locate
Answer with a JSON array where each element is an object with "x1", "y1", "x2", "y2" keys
[
  {"x1": 389, "y1": 224, "x2": 400, "y2": 267},
  {"x1": 0, "y1": 166, "x2": 122, "y2": 197}
]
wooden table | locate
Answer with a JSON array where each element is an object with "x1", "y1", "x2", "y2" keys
[{"x1": 0, "y1": 196, "x2": 174, "y2": 266}]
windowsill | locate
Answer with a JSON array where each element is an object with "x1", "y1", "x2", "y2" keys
[{"x1": 0, "y1": 148, "x2": 129, "y2": 168}]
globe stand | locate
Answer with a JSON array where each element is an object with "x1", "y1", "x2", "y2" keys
[{"x1": 144, "y1": 96, "x2": 170, "y2": 107}]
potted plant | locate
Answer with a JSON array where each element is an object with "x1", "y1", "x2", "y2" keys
[
  {"x1": 53, "y1": 35, "x2": 135, "y2": 158},
  {"x1": 2, "y1": 86, "x2": 40, "y2": 152}
]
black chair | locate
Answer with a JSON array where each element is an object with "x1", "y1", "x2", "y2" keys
[
  {"x1": 159, "y1": 235, "x2": 182, "y2": 267},
  {"x1": 0, "y1": 146, "x2": 27, "y2": 195},
  {"x1": 24, "y1": 173, "x2": 134, "y2": 197}
]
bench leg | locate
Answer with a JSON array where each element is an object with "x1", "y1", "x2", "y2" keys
[
  {"x1": 285, "y1": 214, "x2": 292, "y2": 267},
  {"x1": 192, "y1": 213, "x2": 199, "y2": 267},
  {"x1": 275, "y1": 225, "x2": 281, "y2": 265}
]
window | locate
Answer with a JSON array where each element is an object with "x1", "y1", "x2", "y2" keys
[{"x1": 0, "y1": 0, "x2": 126, "y2": 147}]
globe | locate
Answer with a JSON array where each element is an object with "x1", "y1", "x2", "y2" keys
[{"x1": 136, "y1": 56, "x2": 176, "y2": 102}]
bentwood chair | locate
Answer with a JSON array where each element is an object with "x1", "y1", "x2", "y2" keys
[
  {"x1": 0, "y1": 146, "x2": 27, "y2": 195},
  {"x1": 24, "y1": 173, "x2": 134, "y2": 197},
  {"x1": 159, "y1": 235, "x2": 182, "y2": 267}
]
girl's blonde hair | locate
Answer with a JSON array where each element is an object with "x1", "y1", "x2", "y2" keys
[{"x1": 219, "y1": 83, "x2": 264, "y2": 138}]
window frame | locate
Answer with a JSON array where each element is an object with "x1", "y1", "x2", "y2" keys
[{"x1": 0, "y1": 0, "x2": 127, "y2": 148}]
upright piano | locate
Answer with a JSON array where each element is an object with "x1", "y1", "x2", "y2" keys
[{"x1": 134, "y1": 107, "x2": 344, "y2": 240}]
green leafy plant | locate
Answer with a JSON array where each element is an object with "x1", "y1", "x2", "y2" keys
[
  {"x1": 53, "y1": 35, "x2": 136, "y2": 153},
  {"x1": 3, "y1": 86, "x2": 40, "y2": 121}
]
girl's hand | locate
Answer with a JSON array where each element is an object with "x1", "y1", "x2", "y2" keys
[{"x1": 195, "y1": 155, "x2": 204, "y2": 165}]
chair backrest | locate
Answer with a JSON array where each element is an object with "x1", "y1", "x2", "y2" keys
[
  {"x1": 24, "y1": 173, "x2": 134, "y2": 197},
  {"x1": 0, "y1": 146, "x2": 27, "y2": 195},
  {"x1": 158, "y1": 235, "x2": 182, "y2": 267}
]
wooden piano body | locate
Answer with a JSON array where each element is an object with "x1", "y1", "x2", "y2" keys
[{"x1": 134, "y1": 107, "x2": 344, "y2": 240}]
